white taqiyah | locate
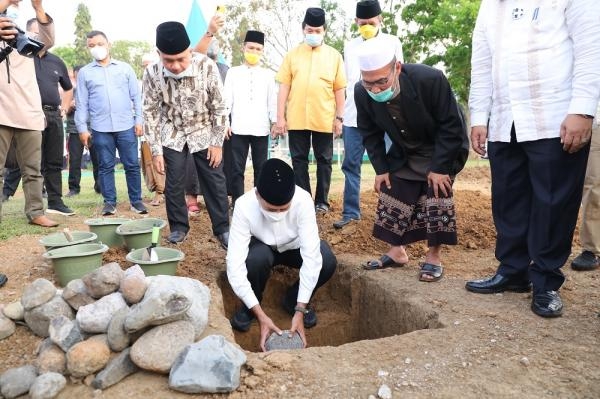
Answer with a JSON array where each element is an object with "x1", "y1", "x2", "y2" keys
[{"x1": 357, "y1": 37, "x2": 396, "y2": 72}]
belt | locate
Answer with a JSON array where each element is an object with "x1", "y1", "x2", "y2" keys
[{"x1": 42, "y1": 105, "x2": 60, "y2": 111}]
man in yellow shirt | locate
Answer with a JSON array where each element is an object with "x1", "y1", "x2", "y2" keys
[{"x1": 275, "y1": 7, "x2": 346, "y2": 213}]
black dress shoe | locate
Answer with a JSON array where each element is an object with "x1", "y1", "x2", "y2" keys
[
  {"x1": 465, "y1": 273, "x2": 531, "y2": 294},
  {"x1": 0, "y1": 273, "x2": 7, "y2": 288},
  {"x1": 281, "y1": 295, "x2": 318, "y2": 329},
  {"x1": 531, "y1": 291, "x2": 563, "y2": 318},
  {"x1": 230, "y1": 306, "x2": 255, "y2": 332},
  {"x1": 571, "y1": 250, "x2": 600, "y2": 271},
  {"x1": 167, "y1": 231, "x2": 187, "y2": 244},
  {"x1": 217, "y1": 231, "x2": 229, "y2": 250}
]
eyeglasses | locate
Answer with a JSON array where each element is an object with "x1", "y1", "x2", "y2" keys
[{"x1": 361, "y1": 65, "x2": 396, "y2": 90}]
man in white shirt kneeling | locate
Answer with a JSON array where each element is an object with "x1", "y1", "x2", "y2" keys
[{"x1": 226, "y1": 158, "x2": 337, "y2": 351}]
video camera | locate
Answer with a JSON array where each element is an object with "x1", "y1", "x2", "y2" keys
[{"x1": 0, "y1": 11, "x2": 45, "y2": 63}]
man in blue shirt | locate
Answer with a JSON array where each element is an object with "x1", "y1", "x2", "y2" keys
[{"x1": 75, "y1": 30, "x2": 146, "y2": 215}]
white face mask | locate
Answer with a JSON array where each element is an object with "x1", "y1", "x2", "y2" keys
[
  {"x1": 5, "y1": 5, "x2": 19, "y2": 21},
  {"x1": 163, "y1": 65, "x2": 193, "y2": 79},
  {"x1": 259, "y1": 207, "x2": 288, "y2": 222},
  {"x1": 89, "y1": 46, "x2": 108, "y2": 61}
]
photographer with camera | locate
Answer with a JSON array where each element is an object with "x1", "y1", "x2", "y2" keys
[{"x1": 0, "y1": 0, "x2": 58, "y2": 227}]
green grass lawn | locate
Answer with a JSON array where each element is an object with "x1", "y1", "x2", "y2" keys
[{"x1": 0, "y1": 159, "x2": 488, "y2": 241}]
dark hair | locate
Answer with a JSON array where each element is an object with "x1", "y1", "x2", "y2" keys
[
  {"x1": 86, "y1": 30, "x2": 108, "y2": 40},
  {"x1": 25, "y1": 18, "x2": 37, "y2": 31},
  {"x1": 302, "y1": 22, "x2": 327, "y2": 30}
]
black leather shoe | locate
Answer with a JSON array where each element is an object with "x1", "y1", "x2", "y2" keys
[
  {"x1": 167, "y1": 231, "x2": 187, "y2": 244},
  {"x1": 333, "y1": 217, "x2": 359, "y2": 229},
  {"x1": 230, "y1": 306, "x2": 255, "y2": 332},
  {"x1": 531, "y1": 291, "x2": 563, "y2": 318},
  {"x1": 0, "y1": 273, "x2": 7, "y2": 288},
  {"x1": 571, "y1": 250, "x2": 600, "y2": 271},
  {"x1": 217, "y1": 231, "x2": 229, "y2": 250},
  {"x1": 465, "y1": 273, "x2": 531, "y2": 294}
]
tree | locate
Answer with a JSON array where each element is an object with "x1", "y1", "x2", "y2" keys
[
  {"x1": 110, "y1": 40, "x2": 153, "y2": 79},
  {"x1": 399, "y1": 0, "x2": 480, "y2": 104},
  {"x1": 73, "y1": 2, "x2": 92, "y2": 67},
  {"x1": 50, "y1": 46, "x2": 77, "y2": 69}
]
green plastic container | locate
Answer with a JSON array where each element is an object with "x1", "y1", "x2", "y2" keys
[
  {"x1": 115, "y1": 218, "x2": 167, "y2": 251},
  {"x1": 126, "y1": 247, "x2": 184, "y2": 276},
  {"x1": 84, "y1": 218, "x2": 131, "y2": 248},
  {"x1": 42, "y1": 243, "x2": 109, "y2": 286},
  {"x1": 39, "y1": 231, "x2": 98, "y2": 251}
]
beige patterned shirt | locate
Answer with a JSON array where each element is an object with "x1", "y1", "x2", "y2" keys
[{"x1": 142, "y1": 53, "x2": 228, "y2": 156}]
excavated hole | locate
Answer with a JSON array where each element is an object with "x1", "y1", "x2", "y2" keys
[{"x1": 219, "y1": 266, "x2": 443, "y2": 352}]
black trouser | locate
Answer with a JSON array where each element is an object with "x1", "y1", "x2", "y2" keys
[
  {"x1": 230, "y1": 134, "x2": 268, "y2": 204},
  {"x1": 223, "y1": 135, "x2": 233, "y2": 196},
  {"x1": 288, "y1": 130, "x2": 333, "y2": 206},
  {"x1": 67, "y1": 133, "x2": 99, "y2": 193},
  {"x1": 2, "y1": 166, "x2": 21, "y2": 197},
  {"x1": 244, "y1": 238, "x2": 337, "y2": 306},
  {"x1": 489, "y1": 126, "x2": 590, "y2": 294},
  {"x1": 163, "y1": 145, "x2": 229, "y2": 235},
  {"x1": 40, "y1": 109, "x2": 65, "y2": 207}
]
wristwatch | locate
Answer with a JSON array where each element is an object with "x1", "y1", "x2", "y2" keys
[
  {"x1": 294, "y1": 306, "x2": 309, "y2": 315},
  {"x1": 335, "y1": 116, "x2": 344, "y2": 123}
]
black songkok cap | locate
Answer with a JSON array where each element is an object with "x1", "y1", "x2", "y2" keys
[
  {"x1": 256, "y1": 158, "x2": 295, "y2": 206},
  {"x1": 156, "y1": 21, "x2": 190, "y2": 55},
  {"x1": 303, "y1": 7, "x2": 326, "y2": 27},
  {"x1": 356, "y1": 0, "x2": 382, "y2": 19},
  {"x1": 244, "y1": 30, "x2": 265, "y2": 45}
]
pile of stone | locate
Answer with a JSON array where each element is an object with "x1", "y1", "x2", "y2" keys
[{"x1": 0, "y1": 263, "x2": 246, "y2": 398}]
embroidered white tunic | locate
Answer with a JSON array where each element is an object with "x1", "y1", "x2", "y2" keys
[{"x1": 469, "y1": 0, "x2": 600, "y2": 142}]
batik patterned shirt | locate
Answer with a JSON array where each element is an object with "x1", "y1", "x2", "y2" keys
[{"x1": 142, "y1": 53, "x2": 228, "y2": 156}]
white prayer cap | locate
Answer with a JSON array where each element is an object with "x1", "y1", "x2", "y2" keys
[{"x1": 358, "y1": 37, "x2": 395, "y2": 72}]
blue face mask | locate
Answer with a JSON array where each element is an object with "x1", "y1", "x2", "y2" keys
[
  {"x1": 366, "y1": 69, "x2": 399, "y2": 102},
  {"x1": 304, "y1": 33, "x2": 323, "y2": 47}
]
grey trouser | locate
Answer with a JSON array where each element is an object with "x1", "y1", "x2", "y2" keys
[{"x1": 0, "y1": 125, "x2": 44, "y2": 222}]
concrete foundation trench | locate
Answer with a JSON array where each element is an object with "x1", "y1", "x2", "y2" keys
[{"x1": 218, "y1": 263, "x2": 444, "y2": 352}]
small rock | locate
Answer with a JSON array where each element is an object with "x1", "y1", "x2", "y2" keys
[
  {"x1": 520, "y1": 357, "x2": 530, "y2": 366},
  {"x1": 0, "y1": 365, "x2": 38, "y2": 399},
  {"x1": 2, "y1": 301, "x2": 24, "y2": 321},
  {"x1": 453, "y1": 320, "x2": 461, "y2": 325},
  {"x1": 368, "y1": 395, "x2": 377, "y2": 399},
  {"x1": 404, "y1": 358, "x2": 411, "y2": 364},
  {"x1": 77, "y1": 292, "x2": 128, "y2": 333},
  {"x1": 130, "y1": 320, "x2": 195, "y2": 374},
  {"x1": 0, "y1": 314, "x2": 16, "y2": 340},
  {"x1": 119, "y1": 265, "x2": 147, "y2": 304},
  {"x1": 169, "y1": 335, "x2": 247, "y2": 394},
  {"x1": 21, "y1": 279, "x2": 57, "y2": 310},
  {"x1": 377, "y1": 384, "x2": 392, "y2": 399},
  {"x1": 62, "y1": 279, "x2": 95, "y2": 310},
  {"x1": 107, "y1": 307, "x2": 131, "y2": 352},
  {"x1": 34, "y1": 340, "x2": 67, "y2": 375},
  {"x1": 92, "y1": 389, "x2": 103, "y2": 398},
  {"x1": 400, "y1": 381, "x2": 409, "y2": 386},
  {"x1": 82, "y1": 262, "x2": 123, "y2": 298},
  {"x1": 49, "y1": 316, "x2": 85, "y2": 352},
  {"x1": 83, "y1": 375, "x2": 95, "y2": 386},
  {"x1": 24, "y1": 296, "x2": 74, "y2": 338},
  {"x1": 92, "y1": 348, "x2": 139, "y2": 390},
  {"x1": 29, "y1": 372, "x2": 66, "y2": 399},
  {"x1": 66, "y1": 337, "x2": 111, "y2": 378},
  {"x1": 377, "y1": 370, "x2": 389, "y2": 377},
  {"x1": 424, "y1": 363, "x2": 432, "y2": 370}
]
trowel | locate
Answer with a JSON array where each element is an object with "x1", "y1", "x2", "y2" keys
[
  {"x1": 142, "y1": 225, "x2": 160, "y2": 261},
  {"x1": 63, "y1": 228, "x2": 74, "y2": 242}
]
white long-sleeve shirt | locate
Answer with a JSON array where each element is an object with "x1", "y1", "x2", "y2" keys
[
  {"x1": 226, "y1": 187, "x2": 322, "y2": 310},
  {"x1": 223, "y1": 64, "x2": 277, "y2": 136},
  {"x1": 469, "y1": 0, "x2": 600, "y2": 142},
  {"x1": 343, "y1": 33, "x2": 403, "y2": 127}
]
